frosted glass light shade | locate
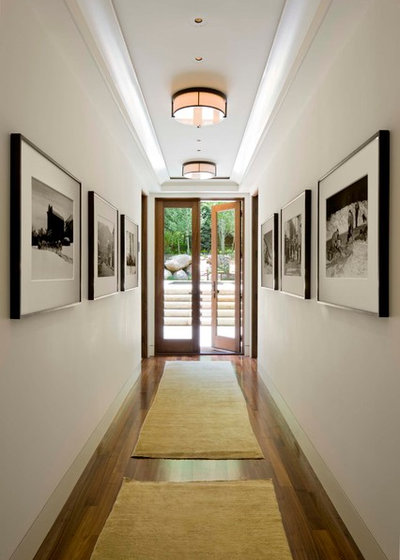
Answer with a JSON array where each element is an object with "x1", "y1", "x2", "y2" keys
[
  {"x1": 172, "y1": 88, "x2": 227, "y2": 127},
  {"x1": 182, "y1": 161, "x2": 216, "y2": 180}
]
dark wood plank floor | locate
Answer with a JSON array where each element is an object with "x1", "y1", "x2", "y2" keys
[{"x1": 34, "y1": 356, "x2": 365, "y2": 560}]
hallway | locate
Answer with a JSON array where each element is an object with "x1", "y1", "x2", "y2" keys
[
  {"x1": 35, "y1": 357, "x2": 364, "y2": 560},
  {"x1": 1, "y1": 2, "x2": 400, "y2": 560}
]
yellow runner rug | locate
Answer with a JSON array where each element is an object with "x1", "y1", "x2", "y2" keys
[
  {"x1": 132, "y1": 361, "x2": 263, "y2": 458},
  {"x1": 90, "y1": 479, "x2": 293, "y2": 560}
]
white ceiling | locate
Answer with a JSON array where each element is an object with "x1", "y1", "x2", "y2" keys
[
  {"x1": 65, "y1": 0, "x2": 333, "y2": 191},
  {"x1": 112, "y1": 0, "x2": 284, "y2": 180}
]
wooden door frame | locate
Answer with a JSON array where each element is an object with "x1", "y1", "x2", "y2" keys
[
  {"x1": 251, "y1": 194, "x2": 258, "y2": 358},
  {"x1": 211, "y1": 201, "x2": 241, "y2": 353},
  {"x1": 141, "y1": 192, "x2": 148, "y2": 359},
  {"x1": 154, "y1": 198, "x2": 200, "y2": 354}
]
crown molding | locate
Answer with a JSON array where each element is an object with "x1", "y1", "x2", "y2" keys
[
  {"x1": 65, "y1": 0, "x2": 168, "y2": 185},
  {"x1": 232, "y1": 0, "x2": 332, "y2": 185}
]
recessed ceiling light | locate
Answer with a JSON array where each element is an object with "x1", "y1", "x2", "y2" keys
[
  {"x1": 194, "y1": 17, "x2": 203, "y2": 24},
  {"x1": 195, "y1": 56, "x2": 203, "y2": 62}
]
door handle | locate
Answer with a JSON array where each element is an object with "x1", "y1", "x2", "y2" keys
[{"x1": 212, "y1": 281, "x2": 219, "y2": 298}]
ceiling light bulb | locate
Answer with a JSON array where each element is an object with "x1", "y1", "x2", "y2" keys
[{"x1": 194, "y1": 17, "x2": 203, "y2": 24}]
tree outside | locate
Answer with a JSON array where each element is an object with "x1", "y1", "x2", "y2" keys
[{"x1": 163, "y1": 202, "x2": 236, "y2": 281}]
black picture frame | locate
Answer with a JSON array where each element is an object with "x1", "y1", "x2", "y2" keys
[
  {"x1": 317, "y1": 130, "x2": 389, "y2": 316},
  {"x1": 10, "y1": 134, "x2": 82, "y2": 318},
  {"x1": 280, "y1": 190, "x2": 311, "y2": 299},
  {"x1": 88, "y1": 191, "x2": 119, "y2": 300},
  {"x1": 120, "y1": 215, "x2": 139, "y2": 291},
  {"x1": 261, "y1": 213, "x2": 278, "y2": 290}
]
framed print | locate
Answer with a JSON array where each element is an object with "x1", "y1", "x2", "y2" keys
[
  {"x1": 317, "y1": 130, "x2": 389, "y2": 316},
  {"x1": 261, "y1": 213, "x2": 278, "y2": 289},
  {"x1": 10, "y1": 134, "x2": 81, "y2": 318},
  {"x1": 120, "y1": 215, "x2": 139, "y2": 291},
  {"x1": 280, "y1": 190, "x2": 311, "y2": 299},
  {"x1": 88, "y1": 192, "x2": 119, "y2": 299}
]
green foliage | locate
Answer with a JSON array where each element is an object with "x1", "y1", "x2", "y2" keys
[
  {"x1": 200, "y1": 203, "x2": 212, "y2": 253},
  {"x1": 164, "y1": 208, "x2": 192, "y2": 255},
  {"x1": 217, "y1": 208, "x2": 235, "y2": 254},
  {"x1": 163, "y1": 202, "x2": 236, "y2": 256}
]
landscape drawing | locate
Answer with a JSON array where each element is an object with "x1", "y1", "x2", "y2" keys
[
  {"x1": 98, "y1": 216, "x2": 115, "y2": 277},
  {"x1": 326, "y1": 175, "x2": 368, "y2": 278},
  {"x1": 284, "y1": 214, "x2": 302, "y2": 276},
  {"x1": 31, "y1": 178, "x2": 74, "y2": 281},
  {"x1": 126, "y1": 230, "x2": 137, "y2": 276},
  {"x1": 263, "y1": 230, "x2": 273, "y2": 276}
]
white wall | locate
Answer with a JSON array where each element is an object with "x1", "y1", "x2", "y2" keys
[
  {"x1": 0, "y1": 2, "x2": 154, "y2": 559},
  {"x1": 256, "y1": 2, "x2": 400, "y2": 560}
]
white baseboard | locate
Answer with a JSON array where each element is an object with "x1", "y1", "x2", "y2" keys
[
  {"x1": 257, "y1": 364, "x2": 389, "y2": 560},
  {"x1": 9, "y1": 364, "x2": 141, "y2": 560}
]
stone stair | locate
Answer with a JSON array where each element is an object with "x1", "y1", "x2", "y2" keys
[{"x1": 164, "y1": 282, "x2": 235, "y2": 326}]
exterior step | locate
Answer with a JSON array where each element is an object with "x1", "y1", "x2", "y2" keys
[
  {"x1": 164, "y1": 301, "x2": 192, "y2": 309},
  {"x1": 164, "y1": 318, "x2": 235, "y2": 326},
  {"x1": 164, "y1": 281, "x2": 236, "y2": 327},
  {"x1": 164, "y1": 295, "x2": 192, "y2": 302},
  {"x1": 165, "y1": 309, "x2": 192, "y2": 317}
]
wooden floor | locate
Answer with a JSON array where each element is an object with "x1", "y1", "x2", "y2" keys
[{"x1": 34, "y1": 356, "x2": 365, "y2": 560}]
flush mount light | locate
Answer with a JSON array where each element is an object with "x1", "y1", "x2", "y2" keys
[
  {"x1": 172, "y1": 88, "x2": 227, "y2": 127},
  {"x1": 182, "y1": 161, "x2": 216, "y2": 180}
]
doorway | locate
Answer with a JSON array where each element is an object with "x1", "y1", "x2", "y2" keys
[{"x1": 154, "y1": 198, "x2": 243, "y2": 355}]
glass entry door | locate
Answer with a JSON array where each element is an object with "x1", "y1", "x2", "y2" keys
[
  {"x1": 211, "y1": 201, "x2": 241, "y2": 352},
  {"x1": 155, "y1": 199, "x2": 200, "y2": 353}
]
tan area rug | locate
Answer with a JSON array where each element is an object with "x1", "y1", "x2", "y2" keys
[
  {"x1": 132, "y1": 361, "x2": 263, "y2": 458},
  {"x1": 90, "y1": 479, "x2": 293, "y2": 559}
]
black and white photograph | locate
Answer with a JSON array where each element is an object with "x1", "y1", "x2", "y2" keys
[
  {"x1": 280, "y1": 190, "x2": 311, "y2": 299},
  {"x1": 89, "y1": 191, "x2": 119, "y2": 299},
  {"x1": 126, "y1": 231, "x2": 136, "y2": 275},
  {"x1": 325, "y1": 176, "x2": 368, "y2": 279},
  {"x1": 121, "y1": 215, "x2": 139, "y2": 291},
  {"x1": 98, "y1": 216, "x2": 115, "y2": 277},
  {"x1": 284, "y1": 214, "x2": 302, "y2": 276},
  {"x1": 261, "y1": 214, "x2": 278, "y2": 289},
  {"x1": 318, "y1": 130, "x2": 389, "y2": 316},
  {"x1": 31, "y1": 178, "x2": 74, "y2": 280},
  {"x1": 10, "y1": 134, "x2": 81, "y2": 318},
  {"x1": 263, "y1": 230, "x2": 272, "y2": 274}
]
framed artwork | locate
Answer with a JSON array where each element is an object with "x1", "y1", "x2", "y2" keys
[
  {"x1": 120, "y1": 215, "x2": 139, "y2": 291},
  {"x1": 10, "y1": 134, "x2": 81, "y2": 318},
  {"x1": 317, "y1": 130, "x2": 389, "y2": 316},
  {"x1": 88, "y1": 192, "x2": 119, "y2": 300},
  {"x1": 280, "y1": 190, "x2": 311, "y2": 299},
  {"x1": 261, "y1": 213, "x2": 278, "y2": 289}
]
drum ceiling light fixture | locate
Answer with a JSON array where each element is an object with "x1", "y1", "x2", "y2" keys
[
  {"x1": 172, "y1": 88, "x2": 227, "y2": 127},
  {"x1": 182, "y1": 161, "x2": 216, "y2": 180}
]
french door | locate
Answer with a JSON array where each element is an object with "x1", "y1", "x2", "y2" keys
[
  {"x1": 211, "y1": 201, "x2": 241, "y2": 352},
  {"x1": 155, "y1": 199, "x2": 200, "y2": 353},
  {"x1": 155, "y1": 198, "x2": 241, "y2": 354}
]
